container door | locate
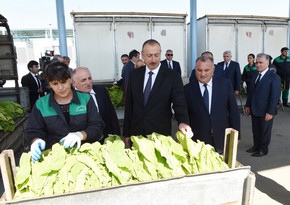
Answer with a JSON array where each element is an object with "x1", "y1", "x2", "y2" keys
[
  {"x1": 152, "y1": 18, "x2": 186, "y2": 77},
  {"x1": 115, "y1": 18, "x2": 150, "y2": 79},
  {"x1": 74, "y1": 21, "x2": 115, "y2": 82},
  {"x1": 264, "y1": 25, "x2": 288, "y2": 59},
  {"x1": 207, "y1": 24, "x2": 237, "y2": 64},
  {"x1": 237, "y1": 25, "x2": 263, "y2": 70}
]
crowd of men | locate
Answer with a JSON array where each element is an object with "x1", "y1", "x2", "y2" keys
[{"x1": 21, "y1": 41, "x2": 288, "y2": 159}]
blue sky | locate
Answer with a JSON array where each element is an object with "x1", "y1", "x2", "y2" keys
[{"x1": 2, "y1": 0, "x2": 290, "y2": 29}]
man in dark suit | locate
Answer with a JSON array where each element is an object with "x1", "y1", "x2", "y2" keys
[
  {"x1": 123, "y1": 49, "x2": 140, "y2": 92},
  {"x1": 123, "y1": 39, "x2": 192, "y2": 147},
  {"x1": 245, "y1": 53, "x2": 281, "y2": 157},
  {"x1": 184, "y1": 55, "x2": 240, "y2": 153},
  {"x1": 217, "y1": 50, "x2": 241, "y2": 96},
  {"x1": 160, "y1": 49, "x2": 181, "y2": 76},
  {"x1": 72, "y1": 67, "x2": 120, "y2": 143},
  {"x1": 189, "y1": 51, "x2": 224, "y2": 82},
  {"x1": 21, "y1": 60, "x2": 44, "y2": 110}
]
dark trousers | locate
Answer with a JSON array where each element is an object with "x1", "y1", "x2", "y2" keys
[{"x1": 251, "y1": 115, "x2": 273, "y2": 153}]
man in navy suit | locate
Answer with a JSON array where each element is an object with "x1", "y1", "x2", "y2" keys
[
  {"x1": 217, "y1": 51, "x2": 241, "y2": 96},
  {"x1": 123, "y1": 49, "x2": 140, "y2": 92},
  {"x1": 245, "y1": 53, "x2": 281, "y2": 157},
  {"x1": 123, "y1": 39, "x2": 192, "y2": 147},
  {"x1": 72, "y1": 67, "x2": 120, "y2": 143},
  {"x1": 160, "y1": 49, "x2": 181, "y2": 76},
  {"x1": 184, "y1": 55, "x2": 240, "y2": 153},
  {"x1": 21, "y1": 60, "x2": 44, "y2": 110}
]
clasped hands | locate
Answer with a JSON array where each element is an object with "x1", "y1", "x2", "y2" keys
[{"x1": 30, "y1": 132, "x2": 83, "y2": 162}]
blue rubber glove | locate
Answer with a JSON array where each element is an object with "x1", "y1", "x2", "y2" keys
[
  {"x1": 60, "y1": 132, "x2": 83, "y2": 149},
  {"x1": 30, "y1": 139, "x2": 46, "y2": 162}
]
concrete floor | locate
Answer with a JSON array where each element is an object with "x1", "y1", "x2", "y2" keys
[{"x1": 237, "y1": 107, "x2": 290, "y2": 205}]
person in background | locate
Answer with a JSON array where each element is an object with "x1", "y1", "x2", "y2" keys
[
  {"x1": 217, "y1": 50, "x2": 241, "y2": 96},
  {"x1": 26, "y1": 62, "x2": 104, "y2": 162},
  {"x1": 21, "y1": 60, "x2": 44, "y2": 110},
  {"x1": 121, "y1": 54, "x2": 129, "y2": 67},
  {"x1": 51, "y1": 54, "x2": 64, "y2": 63},
  {"x1": 117, "y1": 54, "x2": 129, "y2": 88},
  {"x1": 63, "y1": 56, "x2": 74, "y2": 74},
  {"x1": 160, "y1": 49, "x2": 181, "y2": 76},
  {"x1": 184, "y1": 55, "x2": 240, "y2": 153},
  {"x1": 135, "y1": 59, "x2": 145, "y2": 69},
  {"x1": 268, "y1": 55, "x2": 276, "y2": 73},
  {"x1": 189, "y1": 51, "x2": 223, "y2": 81},
  {"x1": 245, "y1": 53, "x2": 281, "y2": 157},
  {"x1": 123, "y1": 50, "x2": 140, "y2": 92},
  {"x1": 123, "y1": 39, "x2": 192, "y2": 148},
  {"x1": 72, "y1": 67, "x2": 120, "y2": 143},
  {"x1": 242, "y1": 53, "x2": 256, "y2": 94},
  {"x1": 273, "y1": 47, "x2": 290, "y2": 107}
]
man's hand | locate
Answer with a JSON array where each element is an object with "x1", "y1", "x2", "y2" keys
[
  {"x1": 265, "y1": 113, "x2": 273, "y2": 121},
  {"x1": 60, "y1": 132, "x2": 84, "y2": 149},
  {"x1": 245, "y1": 107, "x2": 251, "y2": 116},
  {"x1": 178, "y1": 123, "x2": 194, "y2": 138},
  {"x1": 31, "y1": 138, "x2": 46, "y2": 162}
]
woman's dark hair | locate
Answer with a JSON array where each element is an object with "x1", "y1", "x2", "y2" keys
[
  {"x1": 44, "y1": 62, "x2": 71, "y2": 82},
  {"x1": 248, "y1": 53, "x2": 255, "y2": 59}
]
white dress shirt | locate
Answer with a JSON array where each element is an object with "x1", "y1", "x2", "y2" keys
[{"x1": 198, "y1": 78, "x2": 213, "y2": 114}]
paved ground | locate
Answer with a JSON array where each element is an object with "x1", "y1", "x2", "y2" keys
[{"x1": 237, "y1": 106, "x2": 290, "y2": 205}]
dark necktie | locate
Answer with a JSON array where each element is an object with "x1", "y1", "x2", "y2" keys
[
  {"x1": 144, "y1": 71, "x2": 153, "y2": 106},
  {"x1": 203, "y1": 84, "x2": 209, "y2": 112},
  {"x1": 35, "y1": 75, "x2": 41, "y2": 88},
  {"x1": 168, "y1": 62, "x2": 172, "y2": 69},
  {"x1": 225, "y1": 62, "x2": 228, "y2": 70},
  {"x1": 255, "y1": 73, "x2": 262, "y2": 88}
]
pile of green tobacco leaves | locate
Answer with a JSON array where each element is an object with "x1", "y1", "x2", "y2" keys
[
  {"x1": 106, "y1": 85, "x2": 124, "y2": 108},
  {"x1": 14, "y1": 131, "x2": 229, "y2": 199},
  {"x1": 0, "y1": 101, "x2": 25, "y2": 132}
]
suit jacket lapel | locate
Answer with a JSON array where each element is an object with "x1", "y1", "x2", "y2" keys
[
  {"x1": 211, "y1": 78, "x2": 216, "y2": 112},
  {"x1": 255, "y1": 70, "x2": 270, "y2": 89}
]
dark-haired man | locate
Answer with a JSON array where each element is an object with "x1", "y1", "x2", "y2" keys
[
  {"x1": 123, "y1": 50, "x2": 140, "y2": 92},
  {"x1": 123, "y1": 39, "x2": 192, "y2": 147},
  {"x1": 273, "y1": 47, "x2": 290, "y2": 107},
  {"x1": 21, "y1": 60, "x2": 44, "y2": 109}
]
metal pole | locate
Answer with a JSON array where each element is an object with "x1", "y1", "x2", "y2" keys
[
  {"x1": 55, "y1": 0, "x2": 68, "y2": 56},
  {"x1": 189, "y1": 0, "x2": 197, "y2": 77}
]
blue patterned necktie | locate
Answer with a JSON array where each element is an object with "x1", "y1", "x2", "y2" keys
[
  {"x1": 144, "y1": 71, "x2": 153, "y2": 106},
  {"x1": 203, "y1": 84, "x2": 209, "y2": 112}
]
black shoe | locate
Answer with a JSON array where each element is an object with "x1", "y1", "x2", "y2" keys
[
  {"x1": 246, "y1": 147, "x2": 257, "y2": 153},
  {"x1": 251, "y1": 151, "x2": 267, "y2": 157},
  {"x1": 283, "y1": 103, "x2": 290, "y2": 107}
]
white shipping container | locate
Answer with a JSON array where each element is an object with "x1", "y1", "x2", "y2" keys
[
  {"x1": 72, "y1": 12, "x2": 188, "y2": 83},
  {"x1": 193, "y1": 15, "x2": 289, "y2": 71}
]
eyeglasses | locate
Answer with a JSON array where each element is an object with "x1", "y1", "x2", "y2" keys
[{"x1": 167, "y1": 54, "x2": 173, "y2": 56}]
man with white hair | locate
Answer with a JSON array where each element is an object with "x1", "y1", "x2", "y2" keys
[{"x1": 72, "y1": 67, "x2": 120, "y2": 143}]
